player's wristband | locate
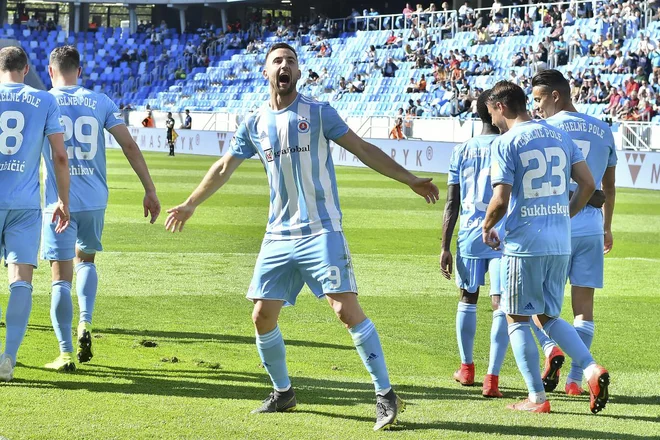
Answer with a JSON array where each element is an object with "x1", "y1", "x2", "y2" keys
[{"x1": 569, "y1": 189, "x2": 605, "y2": 208}]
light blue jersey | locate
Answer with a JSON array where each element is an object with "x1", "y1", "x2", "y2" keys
[
  {"x1": 448, "y1": 134, "x2": 502, "y2": 259},
  {"x1": 43, "y1": 86, "x2": 124, "y2": 212},
  {"x1": 545, "y1": 111, "x2": 617, "y2": 237},
  {"x1": 490, "y1": 120, "x2": 584, "y2": 257},
  {"x1": 230, "y1": 94, "x2": 349, "y2": 240},
  {"x1": 0, "y1": 83, "x2": 63, "y2": 209}
]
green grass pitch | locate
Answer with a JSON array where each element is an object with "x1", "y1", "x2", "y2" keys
[{"x1": 2, "y1": 150, "x2": 659, "y2": 439}]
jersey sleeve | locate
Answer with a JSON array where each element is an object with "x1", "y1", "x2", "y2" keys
[
  {"x1": 606, "y1": 129, "x2": 617, "y2": 167},
  {"x1": 44, "y1": 94, "x2": 65, "y2": 136},
  {"x1": 490, "y1": 138, "x2": 515, "y2": 186},
  {"x1": 103, "y1": 96, "x2": 125, "y2": 130},
  {"x1": 447, "y1": 143, "x2": 463, "y2": 185},
  {"x1": 229, "y1": 121, "x2": 257, "y2": 159},
  {"x1": 321, "y1": 103, "x2": 349, "y2": 141}
]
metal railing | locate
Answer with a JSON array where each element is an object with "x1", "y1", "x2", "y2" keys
[
  {"x1": 620, "y1": 121, "x2": 654, "y2": 151},
  {"x1": 346, "y1": 10, "x2": 460, "y2": 39}
]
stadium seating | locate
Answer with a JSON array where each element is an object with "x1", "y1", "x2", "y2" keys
[{"x1": 2, "y1": 15, "x2": 659, "y2": 121}]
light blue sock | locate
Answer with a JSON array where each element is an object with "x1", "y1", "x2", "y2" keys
[
  {"x1": 567, "y1": 319, "x2": 595, "y2": 383},
  {"x1": 456, "y1": 302, "x2": 477, "y2": 364},
  {"x1": 349, "y1": 318, "x2": 391, "y2": 394},
  {"x1": 75, "y1": 262, "x2": 98, "y2": 324},
  {"x1": 487, "y1": 309, "x2": 509, "y2": 375},
  {"x1": 50, "y1": 281, "x2": 73, "y2": 353},
  {"x1": 508, "y1": 322, "x2": 545, "y2": 394},
  {"x1": 4, "y1": 281, "x2": 33, "y2": 365},
  {"x1": 255, "y1": 326, "x2": 290, "y2": 391},
  {"x1": 544, "y1": 318, "x2": 595, "y2": 370},
  {"x1": 531, "y1": 321, "x2": 557, "y2": 356}
]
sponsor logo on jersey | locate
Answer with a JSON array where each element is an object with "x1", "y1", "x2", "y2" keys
[{"x1": 263, "y1": 145, "x2": 310, "y2": 162}]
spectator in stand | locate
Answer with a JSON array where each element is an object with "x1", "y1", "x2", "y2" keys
[
  {"x1": 389, "y1": 118, "x2": 406, "y2": 140},
  {"x1": 562, "y1": 6, "x2": 575, "y2": 26},
  {"x1": 409, "y1": 23, "x2": 420, "y2": 40},
  {"x1": 403, "y1": 3, "x2": 415, "y2": 27},
  {"x1": 464, "y1": 54, "x2": 479, "y2": 76},
  {"x1": 512, "y1": 47, "x2": 528, "y2": 67},
  {"x1": 306, "y1": 69, "x2": 320, "y2": 85},
  {"x1": 551, "y1": 35, "x2": 568, "y2": 68},
  {"x1": 625, "y1": 75, "x2": 640, "y2": 95},
  {"x1": 459, "y1": 1, "x2": 474, "y2": 22},
  {"x1": 488, "y1": 16, "x2": 503, "y2": 38},
  {"x1": 318, "y1": 42, "x2": 332, "y2": 57},
  {"x1": 522, "y1": 14, "x2": 534, "y2": 35},
  {"x1": 350, "y1": 74, "x2": 365, "y2": 93},
  {"x1": 406, "y1": 77, "x2": 418, "y2": 93},
  {"x1": 142, "y1": 111, "x2": 155, "y2": 128},
  {"x1": 476, "y1": 55, "x2": 493, "y2": 75},
  {"x1": 491, "y1": 0, "x2": 503, "y2": 18},
  {"x1": 423, "y1": 35, "x2": 435, "y2": 52},
  {"x1": 384, "y1": 31, "x2": 397, "y2": 47},
  {"x1": 137, "y1": 20, "x2": 146, "y2": 33},
  {"x1": 365, "y1": 45, "x2": 377, "y2": 64},
  {"x1": 549, "y1": 19, "x2": 564, "y2": 41},
  {"x1": 476, "y1": 27, "x2": 493, "y2": 45},
  {"x1": 404, "y1": 44, "x2": 416, "y2": 61},
  {"x1": 382, "y1": 57, "x2": 399, "y2": 77}
]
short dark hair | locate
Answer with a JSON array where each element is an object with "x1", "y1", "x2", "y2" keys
[
  {"x1": 265, "y1": 42, "x2": 298, "y2": 62},
  {"x1": 49, "y1": 45, "x2": 80, "y2": 73},
  {"x1": 531, "y1": 69, "x2": 571, "y2": 99},
  {"x1": 0, "y1": 46, "x2": 28, "y2": 72},
  {"x1": 487, "y1": 80, "x2": 528, "y2": 114},
  {"x1": 477, "y1": 88, "x2": 496, "y2": 127}
]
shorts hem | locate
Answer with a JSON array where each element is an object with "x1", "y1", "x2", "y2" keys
[{"x1": 569, "y1": 282, "x2": 603, "y2": 289}]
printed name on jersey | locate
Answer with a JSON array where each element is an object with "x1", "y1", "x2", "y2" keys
[{"x1": 520, "y1": 203, "x2": 569, "y2": 218}]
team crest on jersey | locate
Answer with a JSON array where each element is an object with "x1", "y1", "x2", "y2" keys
[
  {"x1": 297, "y1": 120, "x2": 310, "y2": 133},
  {"x1": 264, "y1": 148, "x2": 274, "y2": 162}
]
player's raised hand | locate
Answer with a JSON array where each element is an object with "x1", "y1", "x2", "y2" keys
[
  {"x1": 144, "y1": 191, "x2": 161, "y2": 224},
  {"x1": 409, "y1": 177, "x2": 439, "y2": 204},
  {"x1": 52, "y1": 199, "x2": 70, "y2": 234},
  {"x1": 483, "y1": 228, "x2": 501, "y2": 251},
  {"x1": 603, "y1": 230, "x2": 613, "y2": 254},
  {"x1": 440, "y1": 250, "x2": 453, "y2": 280},
  {"x1": 165, "y1": 203, "x2": 196, "y2": 233}
]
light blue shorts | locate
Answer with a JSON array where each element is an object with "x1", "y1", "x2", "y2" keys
[
  {"x1": 0, "y1": 209, "x2": 42, "y2": 267},
  {"x1": 569, "y1": 234, "x2": 604, "y2": 289},
  {"x1": 41, "y1": 209, "x2": 105, "y2": 261},
  {"x1": 247, "y1": 231, "x2": 358, "y2": 306},
  {"x1": 455, "y1": 255, "x2": 504, "y2": 296},
  {"x1": 501, "y1": 255, "x2": 570, "y2": 318}
]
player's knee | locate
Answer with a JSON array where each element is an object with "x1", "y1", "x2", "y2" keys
[
  {"x1": 331, "y1": 300, "x2": 365, "y2": 328},
  {"x1": 459, "y1": 289, "x2": 479, "y2": 304},
  {"x1": 251, "y1": 308, "x2": 276, "y2": 332},
  {"x1": 490, "y1": 295, "x2": 501, "y2": 311}
]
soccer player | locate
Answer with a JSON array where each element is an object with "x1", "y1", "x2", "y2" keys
[
  {"x1": 482, "y1": 80, "x2": 610, "y2": 414},
  {"x1": 166, "y1": 111, "x2": 175, "y2": 156},
  {"x1": 42, "y1": 46, "x2": 161, "y2": 370},
  {"x1": 0, "y1": 46, "x2": 70, "y2": 381},
  {"x1": 440, "y1": 89, "x2": 509, "y2": 398},
  {"x1": 165, "y1": 42, "x2": 439, "y2": 431},
  {"x1": 530, "y1": 69, "x2": 617, "y2": 395}
]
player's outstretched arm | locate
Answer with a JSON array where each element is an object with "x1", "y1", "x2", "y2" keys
[
  {"x1": 482, "y1": 184, "x2": 511, "y2": 251},
  {"x1": 109, "y1": 125, "x2": 161, "y2": 223},
  {"x1": 440, "y1": 184, "x2": 460, "y2": 279},
  {"x1": 165, "y1": 153, "x2": 244, "y2": 233},
  {"x1": 602, "y1": 165, "x2": 616, "y2": 254},
  {"x1": 335, "y1": 129, "x2": 439, "y2": 204},
  {"x1": 48, "y1": 132, "x2": 70, "y2": 233},
  {"x1": 569, "y1": 161, "x2": 596, "y2": 218}
]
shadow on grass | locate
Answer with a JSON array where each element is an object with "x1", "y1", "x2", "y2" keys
[
  {"x1": 300, "y1": 410, "x2": 654, "y2": 439},
  {"x1": 12, "y1": 364, "x2": 485, "y2": 406},
  {"x1": 27, "y1": 324, "x2": 354, "y2": 351}
]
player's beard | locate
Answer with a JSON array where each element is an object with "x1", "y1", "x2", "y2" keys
[{"x1": 272, "y1": 70, "x2": 297, "y2": 96}]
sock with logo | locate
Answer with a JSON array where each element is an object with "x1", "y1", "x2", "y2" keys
[
  {"x1": 456, "y1": 302, "x2": 477, "y2": 364},
  {"x1": 544, "y1": 318, "x2": 595, "y2": 370},
  {"x1": 255, "y1": 326, "x2": 290, "y2": 392},
  {"x1": 50, "y1": 281, "x2": 74, "y2": 353},
  {"x1": 532, "y1": 321, "x2": 557, "y2": 357},
  {"x1": 567, "y1": 319, "x2": 595, "y2": 384},
  {"x1": 4, "y1": 282, "x2": 33, "y2": 365},
  {"x1": 75, "y1": 262, "x2": 98, "y2": 324},
  {"x1": 508, "y1": 321, "x2": 545, "y2": 395},
  {"x1": 487, "y1": 309, "x2": 509, "y2": 375},
  {"x1": 349, "y1": 318, "x2": 391, "y2": 395}
]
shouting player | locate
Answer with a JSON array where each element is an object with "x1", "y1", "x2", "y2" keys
[
  {"x1": 42, "y1": 46, "x2": 161, "y2": 371},
  {"x1": 531, "y1": 69, "x2": 617, "y2": 395},
  {"x1": 482, "y1": 81, "x2": 609, "y2": 414},
  {"x1": 165, "y1": 42, "x2": 439, "y2": 431},
  {"x1": 440, "y1": 89, "x2": 509, "y2": 398},
  {"x1": 0, "y1": 46, "x2": 70, "y2": 381}
]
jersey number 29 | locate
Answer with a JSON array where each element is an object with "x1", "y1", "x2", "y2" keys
[{"x1": 62, "y1": 115, "x2": 99, "y2": 160}]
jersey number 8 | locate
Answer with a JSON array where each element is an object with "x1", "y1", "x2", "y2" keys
[
  {"x1": 62, "y1": 115, "x2": 99, "y2": 160},
  {"x1": 0, "y1": 111, "x2": 25, "y2": 155}
]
